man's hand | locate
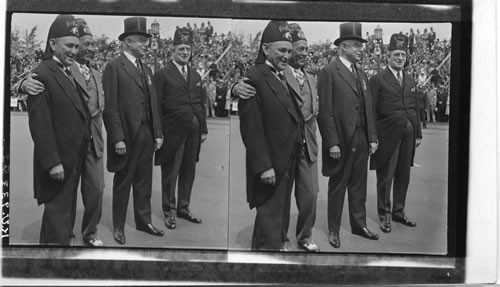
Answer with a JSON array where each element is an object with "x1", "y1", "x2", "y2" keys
[
  {"x1": 21, "y1": 72, "x2": 45, "y2": 95},
  {"x1": 154, "y1": 138, "x2": 163, "y2": 151},
  {"x1": 115, "y1": 141, "x2": 126, "y2": 155},
  {"x1": 201, "y1": 133, "x2": 208, "y2": 143},
  {"x1": 369, "y1": 142, "x2": 378, "y2": 155},
  {"x1": 416, "y1": 138, "x2": 422, "y2": 148},
  {"x1": 260, "y1": 168, "x2": 276, "y2": 186},
  {"x1": 329, "y1": 145, "x2": 341, "y2": 159},
  {"x1": 49, "y1": 164, "x2": 64, "y2": 182},
  {"x1": 233, "y1": 77, "x2": 256, "y2": 99}
]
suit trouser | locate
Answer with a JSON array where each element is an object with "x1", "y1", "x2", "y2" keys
[
  {"x1": 252, "y1": 152, "x2": 299, "y2": 250},
  {"x1": 40, "y1": 160, "x2": 83, "y2": 245},
  {"x1": 376, "y1": 120, "x2": 414, "y2": 222},
  {"x1": 161, "y1": 116, "x2": 200, "y2": 217},
  {"x1": 282, "y1": 146, "x2": 319, "y2": 243},
  {"x1": 69, "y1": 148, "x2": 104, "y2": 240},
  {"x1": 327, "y1": 126, "x2": 368, "y2": 233},
  {"x1": 112, "y1": 121, "x2": 154, "y2": 229}
]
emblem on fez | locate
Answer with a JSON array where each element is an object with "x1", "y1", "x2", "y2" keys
[
  {"x1": 84, "y1": 26, "x2": 91, "y2": 34},
  {"x1": 283, "y1": 32, "x2": 292, "y2": 41},
  {"x1": 395, "y1": 39, "x2": 405, "y2": 48},
  {"x1": 298, "y1": 30, "x2": 305, "y2": 40},
  {"x1": 70, "y1": 27, "x2": 79, "y2": 36},
  {"x1": 180, "y1": 34, "x2": 189, "y2": 43}
]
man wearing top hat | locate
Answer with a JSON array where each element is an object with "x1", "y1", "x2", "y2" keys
[
  {"x1": 369, "y1": 33, "x2": 422, "y2": 234},
  {"x1": 238, "y1": 20, "x2": 305, "y2": 251},
  {"x1": 317, "y1": 22, "x2": 379, "y2": 249},
  {"x1": 233, "y1": 23, "x2": 319, "y2": 252},
  {"x1": 102, "y1": 16, "x2": 164, "y2": 245},
  {"x1": 154, "y1": 27, "x2": 208, "y2": 230},
  {"x1": 21, "y1": 18, "x2": 105, "y2": 246},
  {"x1": 27, "y1": 14, "x2": 92, "y2": 245}
]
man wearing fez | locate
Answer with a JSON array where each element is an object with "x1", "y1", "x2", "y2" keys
[
  {"x1": 21, "y1": 18, "x2": 105, "y2": 246},
  {"x1": 239, "y1": 20, "x2": 305, "y2": 251},
  {"x1": 103, "y1": 16, "x2": 164, "y2": 245},
  {"x1": 233, "y1": 23, "x2": 319, "y2": 252},
  {"x1": 369, "y1": 33, "x2": 422, "y2": 234},
  {"x1": 27, "y1": 14, "x2": 91, "y2": 245},
  {"x1": 154, "y1": 27, "x2": 207, "y2": 230},
  {"x1": 317, "y1": 22, "x2": 379, "y2": 249}
]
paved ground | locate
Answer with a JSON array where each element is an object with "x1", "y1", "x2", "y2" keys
[{"x1": 8, "y1": 112, "x2": 448, "y2": 254}]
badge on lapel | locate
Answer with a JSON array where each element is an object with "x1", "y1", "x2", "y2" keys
[
  {"x1": 196, "y1": 81, "x2": 201, "y2": 87},
  {"x1": 411, "y1": 86, "x2": 416, "y2": 92},
  {"x1": 147, "y1": 75, "x2": 152, "y2": 86},
  {"x1": 362, "y1": 79, "x2": 367, "y2": 91}
]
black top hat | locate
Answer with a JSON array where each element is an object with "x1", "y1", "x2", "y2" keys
[
  {"x1": 118, "y1": 16, "x2": 152, "y2": 41},
  {"x1": 334, "y1": 22, "x2": 367, "y2": 46},
  {"x1": 388, "y1": 33, "x2": 409, "y2": 51}
]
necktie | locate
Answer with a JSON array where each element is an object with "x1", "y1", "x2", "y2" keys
[
  {"x1": 397, "y1": 71, "x2": 403, "y2": 87},
  {"x1": 64, "y1": 67, "x2": 75, "y2": 84},
  {"x1": 135, "y1": 59, "x2": 143, "y2": 75},
  {"x1": 80, "y1": 64, "x2": 91, "y2": 84},
  {"x1": 295, "y1": 69, "x2": 305, "y2": 86},
  {"x1": 351, "y1": 63, "x2": 357, "y2": 79},
  {"x1": 181, "y1": 65, "x2": 188, "y2": 81},
  {"x1": 277, "y1": 72, "x2": 287, "y2": 86}
]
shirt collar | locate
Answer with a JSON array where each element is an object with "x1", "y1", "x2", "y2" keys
[
  {"x1": 265, "y1": 60, "x2": 283, "y2": 77},
  {"x1": 173, "y1": 60, "x2": 187, "y2": 74},
  {"x1": 388, "y1": 65, "x2": 402, "y2": 78},
  {"x1": 52, "y1": 56, "x2": 67, "y2": 69},
  {"x1": 339, "y1": 55, "x2": 354, "y2": 70},
  {"x1": 123, "y1": 50, "x2": 137, "y2": 65}
]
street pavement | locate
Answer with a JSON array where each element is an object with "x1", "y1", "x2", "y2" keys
[{"x1": 9, "y1": 112, "x2": 448, "y2": 254}]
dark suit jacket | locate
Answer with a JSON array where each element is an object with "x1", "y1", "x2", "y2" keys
[
  {"x1": 239, "y1": 64, "x2": 304, "y2": 208},
  {"x1": 153, "y1": 61, "x2": 208, "y2": 166},
  {"x1": 102, "y1": 54, "x2": 162, "y2": 172},
  {"x1": 317, "y1": 57, "x2": 377, "y2": 177},
  {"x1": 28, "y1": 59, "x2": 90, "y2": 204},
  {"x1": 284, "y1": 66, "x2": 319, "y2": 163},
  {"x1": 369, "y1": 68, "x2": 423, "y2": 170},
  {"x1": 70, "y1": 63, "x2": 105, "y2": 158}
]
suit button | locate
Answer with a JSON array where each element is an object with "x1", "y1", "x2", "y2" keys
[{"x1": 352, "y1": 148, "x2": 356, "y2": 152}]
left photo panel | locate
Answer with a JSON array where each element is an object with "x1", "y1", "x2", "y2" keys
[{"x1": 8, "y1": 13, "x2": 231, "y2": 249}]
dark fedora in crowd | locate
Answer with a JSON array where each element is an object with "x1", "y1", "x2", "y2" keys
[
  {"x1": 334, "y1": 22, "x2": 368, "y2": 46},
  {"x1": 118, "y1": 16, "x2": 152, "y2": 41}
]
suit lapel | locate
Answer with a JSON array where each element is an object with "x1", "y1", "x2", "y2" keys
[
  {"x1": 335, "y1": 59, "x2": 359, "y2": 95},
  {"x1": 382, "y1": 68, "x2": 404, "y2": 96},
  {"x1": 91, "y1": 68, "x2": 105, "y2": 111},
  {"x1": 70, "y1": 63, "x2": 89, "y2": 99},
  {"x1": 284, "y1": 67, "x2": 303, "y2": 103},
  {"x1": 260, "y1": 65, "x2": 299, "y2": 123},
  {"x1": 167, "y1": 62, "x2": 188, "y2": 87},
  {"x1": 306, "y1": 73, "x2": 319, "y2": 115},
  {"x1": 47, "y1": 60, "x2": 87, "y2": 118},
  {"x1": 120, "y1": 54, "x2": 145, "y2": 91}
]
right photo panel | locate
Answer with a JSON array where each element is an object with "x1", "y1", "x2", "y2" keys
[{"x1": 228, "y1": 20, "x2": 451, "y2": 254}]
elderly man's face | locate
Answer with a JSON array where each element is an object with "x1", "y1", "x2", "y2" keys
[
  {"x1": 289, "y1": 40, "x2": 308, "y2": 69},
  {"x1": 172, "y1": 44, "x2": 192, "y2": 65},
  {"x1": 50, "y1": 36, "x2": 79, "y2": 67},
  {"x1": 126, "y1": 35, "x2": 150, "y2": 58},
  {"x1": 77, "y1": 35, "x2": 96, "y2": 64},
  {"x1": 388, "y1": 49, "x2": 407, "y2": 71},
  {"x1": 340, "y1": 39, "x2": 364, "y2": 63},
  {"x1": 263, "y1": 41, "x2": 292, "y2": 71}
]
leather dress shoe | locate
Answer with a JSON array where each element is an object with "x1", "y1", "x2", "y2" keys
[
  {"x1": 136, "y1": 224, "x2": 164, "y2": 237},
  {"x1": 177, "y1": 212, "x2": 202, "y2": 224},
  {"x1": 393, "y1": 216, "x2": 417, "y2": 227},
  {"x1": 298, "y1": 239, "x2": 320, "y2": 252},
  {"x1": 113, "y1": 228, "x2": 126, "y2": 245},
  {"x1": 83, "y1": 234, "x2": 104, "y2": 247},
  {"x1": 380, "y1": 220, "x2": 392, "y2": 233},
  {"x1": 328, "y1": 231, "x2": 341, "y2": 248},
  {"x1": 165, "y1": 215, "x2": 177, "y2": 229},
  {"x1": 351, "y1": 227, "x2": 379, "y2": 240}
]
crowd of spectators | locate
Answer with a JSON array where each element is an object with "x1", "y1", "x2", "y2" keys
[{"x1": 10, "y1": 23, "x2": 451, "y2": 122}]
